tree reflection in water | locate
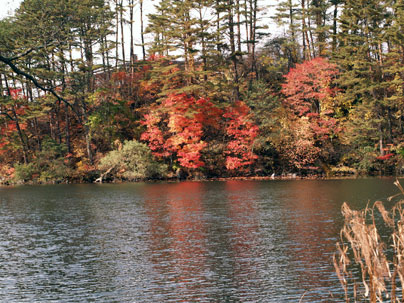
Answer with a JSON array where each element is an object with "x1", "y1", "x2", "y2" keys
[
  {"x1": 143, "y1": 181, "x2": 263, "y2": 302},
  {"x1": 225, "y1": 181, "x2": 261, "y2": 301},
  {"x1": 143, "y1": 182, "x2": 209, "y2": 302},
  {"x1": 282, "y1": 180, "x2": 346, "y2": 301}
]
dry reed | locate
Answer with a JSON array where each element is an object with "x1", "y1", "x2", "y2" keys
[{"x1": 334, "y1": 180, "x2": 404, "y2": 302}]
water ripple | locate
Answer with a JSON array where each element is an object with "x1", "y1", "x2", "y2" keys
[{"x1": 0, "y1": 179, "x2": 398, "y2": 302}]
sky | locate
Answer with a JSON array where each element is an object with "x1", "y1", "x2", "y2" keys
[{"x1": 0, "y1": 0, "x2": 20, "y2": 18}]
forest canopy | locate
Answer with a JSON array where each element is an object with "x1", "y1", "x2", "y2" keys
[{"x1": 1, "y1": 0, "x2": 404, "y2": 184}]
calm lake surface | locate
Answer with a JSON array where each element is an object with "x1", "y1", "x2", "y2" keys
[{"x1": 0, "y1": 178, "x2": 400, "y2": 302}]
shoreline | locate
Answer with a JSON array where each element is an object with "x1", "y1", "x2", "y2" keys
[{"x1": 1, "y1": 174, "x2": 401, "y2": 187}]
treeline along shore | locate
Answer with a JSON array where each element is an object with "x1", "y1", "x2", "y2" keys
[{"x1": 1, "y1": 0, "x2": 404, "y2": 184}]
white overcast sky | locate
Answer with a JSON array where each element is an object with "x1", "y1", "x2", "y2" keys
[
  {"x1": 0, "y1": 0, "x2": 20, "y2": 17},
  {"x1": 0, "y1": 0, "x2": 281, "y2": 58}
]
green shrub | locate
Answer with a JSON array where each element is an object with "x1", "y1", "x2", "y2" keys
[
  {"x1": 341, "y1": 146, "x2": 378, "y2": 175},
  {"x1": 14, "y1": 162, "x2": 37, "y2": 183},
  {"x1": 98, "y1": 140, "x2": 168, "y2": 181},
  {"x1": 13, "y1": 138, "x2": 72, "y2": 184},
  {"x1": 39, "y1": 158, "x2": 72, "y2": 183}
]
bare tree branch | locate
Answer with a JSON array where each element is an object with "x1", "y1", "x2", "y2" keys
[{"x1": 0, "y1": 53, "x2": 81, "y2": 121}]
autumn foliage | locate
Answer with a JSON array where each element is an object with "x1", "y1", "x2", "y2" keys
[
  {"x1": 224, "y1": 101, "x2": 259, "y2": 170},
  {"x1": 280, "y1": 58, "x2": 341, "y2": 169},
  {"x1": 141, "y1": 94, "x2": 208, "y2": 168},
  {"x1": 282, "y1": 57, "x2": 339, "y2": 116},
  {"x1": 0, "y1": 89, "x2": 28, "y2": 156},
  {"x1": 141, "y1": 94, "x2": 258, "y2": 171}
]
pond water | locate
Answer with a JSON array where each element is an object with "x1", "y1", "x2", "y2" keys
[{"x1": 0, "y1": 178, "x2": 400, "y2": 302}]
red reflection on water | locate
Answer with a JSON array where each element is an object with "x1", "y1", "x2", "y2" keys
[
  {"x1": 143, "y1": 181, "x2": 263, "y2": 301},
  {"x1": 166, "y1": 182, "x2": 207, "y2": 272},
  {"x1": 283, "y1": 181, "x2": 340, "y2": 300},
  {"x1": 225, "y1": 181, "x2": 260, "y2": 296},
  {"x1": 143, "y1": 182, "x2": 208, "y2": 302}
]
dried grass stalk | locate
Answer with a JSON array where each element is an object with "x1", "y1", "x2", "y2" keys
[{"x1": 334, "y1": 181, "x2": 404, "y2": 302}]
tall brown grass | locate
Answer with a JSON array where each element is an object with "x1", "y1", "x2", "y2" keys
[{"x1": 334, "y1": 180, "x2": 404, "y2": 302}]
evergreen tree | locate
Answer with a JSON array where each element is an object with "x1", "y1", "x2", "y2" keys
[
  {"x1": 336, "y1": 0, "x2": 392, "y2": 156},
  {"x1": 273, "y1": 0, "x2": 300, "y2": 63}
]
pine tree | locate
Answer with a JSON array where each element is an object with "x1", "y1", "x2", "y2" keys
[
  {"x1": 336, "y1": 0, "x2": 392, "y2": 155},
  {"x1": 274, "y1": 0, "x2": 300, "y2": 63},
  {"x1": 309, "y1": 0, "x2": 330, "y2": 56}
]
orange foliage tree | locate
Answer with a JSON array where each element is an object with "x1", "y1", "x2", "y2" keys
[
  {"x1": 224, "y1": 101, "x2": 259, "y2": 170},
  {"x1": 282, "y1": 57, "x2": 339, "y2": 117},
  {"x1": 141, "y1": 94, "x2": 259, "y2": 172},
  {"x1": 280, "y1": 57, "x2": 341, "y2": 170},
  {"x1": 0, "y1": 88, "x2": 29, "y2": 162}
]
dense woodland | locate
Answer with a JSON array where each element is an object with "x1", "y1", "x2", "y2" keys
[{"x1": 0, "y1": 0, "x2": 404, "y2": 184}]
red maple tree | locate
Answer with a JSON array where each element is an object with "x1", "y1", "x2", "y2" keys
[
  {"x1": 141, "y1": 94, "x2": 259, "y2": 171},
  {"x1": 141, "y1": 94, "x2": 213, "y2": 168},
  {"x1": 224, "y1": 101, "x2": 259, "y2": 170},
  {"x1": 281, "y1": 57, "x2": 341, "y2": 168},
  {"x1": 282, "y1": 57, "x2": 339, "y2": 117}
]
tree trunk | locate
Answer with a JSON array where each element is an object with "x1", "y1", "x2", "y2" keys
[
  {"x1": 4, "y1": 75, "x2": 29, "y2": 163},
  {"x1": 301, "y1": 0, "x2": 312, "y2": 60},
  {"x1": 289, "y1": 0, "x2": 295, "y2": 43},
  {"x1": 140, "y1": 0, "x2": 146, "y2": 60},
  {"x1": 228, "y1": 0, "x2": 240, "y2": 100},
  {"x1": 65, "y1": 104, "x2": 71, "y2": 154},
  {"x1": 129, "y1": 0, "x2": 135, "y2": 69},
  {"x1": 12, "y1": 108, "x2": 29, "y2": 164},
  {"x1": 308, "y1": 14, "x2": 315, "y2": 58},
  {"x1": 115, "y1": 0, "x2": 119, "y2": 68},
  {"x1": 120, "y1": 0, "x2": 126, "y2": 69},
  {"x1": 332, "y1": 2, "x2": 338, "y2": 53},
  {"x1": 105, "y1": 36, "x2": 111, "y2": 78},
  {"x1": 236, "y1": 0, "x2": 242, "y2": 52},
  {"x1": 216, "y1": 0, "x2": 221, "y2": 53},
  {"x1": 198, "y1": 3, "x2": 208, "y2": 81},
  {"x1": 379, "y1": 123, "x2": 384, "y2": 156},
  {"x1": 244, "y1": 0, "x2": 250, "y2": 54},
  {"x1": 251, "y1": 0, "x2": 258, "y2": 77},
  {"x1": 69, "y1": 41, "x2": 75, "y2": 72},
  {"x1": 81, "y1": 104, "x2": 93, "y2": 164}
]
